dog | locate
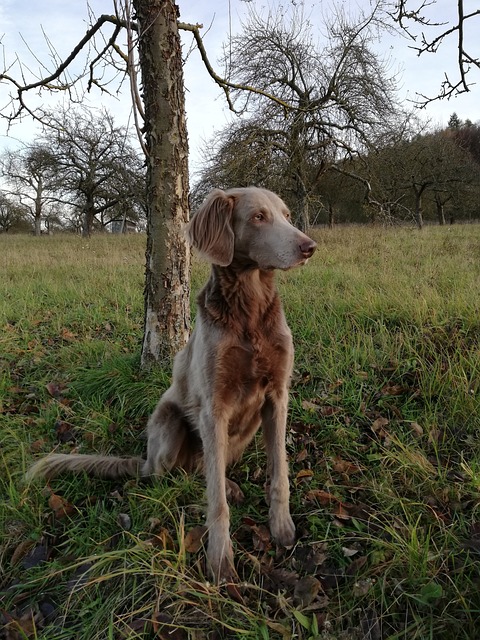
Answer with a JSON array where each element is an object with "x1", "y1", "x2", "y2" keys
[{"x1": 28, "y1": 186, "x2": 317, "y2": 582}]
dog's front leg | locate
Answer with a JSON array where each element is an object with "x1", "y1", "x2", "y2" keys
[
  {"x1": 262, "y1": 393, "x2": 296, "y2": 547},
  {"x1": 200, "y1": 408, "x2": 236, "y2": 582}
]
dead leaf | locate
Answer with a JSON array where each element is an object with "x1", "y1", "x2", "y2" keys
[
  {"x1": 54, "y1": 420, "x2": 76, "y2": 443},
  {"x1": 117, "y1": 513, "x2": 132, "y2": 531},
  {"x1": 346, "y1": 555, "x2": 368, "y2": 576},
  {"x1": 296, "y1": 469, "x2": 314, "y2": 483},
  {"x1": 21, "y1": 543, "x2": 50, "y2": 570},
  {"x1": 61, "y1": 328, "x2": 77, "y2": 342},
  {"x1": 381, "y1": 384, "x2": 407, "y2": 396},
  {"x1": 318, "y1": 405, "x2": 342, "y2": 417},
  {"x1": 333, "y1": 456, "x2": 362, "y2": 476},
  {"x1": 302, "y1": 400, "x2": 319, "y2": 411},
  {"x1": 11, "y1": 539, "x2": 35, "y2": 566},
  {"x1": 296, "y1": 448, "x2": 309, "y2": 463},
  {"x1": 353, "y1": 578, "x2": 373, "y2": 597},
  {"x1": 29, "y1": 439, "x2": 46, "y2": 453},
  {"x1": 251, "y1": 524, "x2": 271, "y2": 553},
  {"x1": 184, "y1": 525, "x2": 207, "y2": 553},
  {"x1": 293, "y1": 576, "x2": 322, "y2": 607},
  {"x1": 371, "y1": 417, "x2": 389, "y2": 432},
  {"x1": 342, "y1": 546, "x2": 359, "y2": 558},
  {"x1": 48, "y1": 492, "x2": 75, "y2": 519},
  {"x1": 409, "y1": 421, "x2": 423, "y2": 437},
  {"x1": 304, "y1": 489, "x2": 338, "y2": 505}
]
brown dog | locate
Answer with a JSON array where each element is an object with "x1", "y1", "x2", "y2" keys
[{"x1": 28, "y1": 187, "x2": 317, "y2": 582}]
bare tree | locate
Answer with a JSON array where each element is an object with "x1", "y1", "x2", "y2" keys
[
  {"x1": 387, "y1": 0, "x2": 480, "y2": 103},
  {"x1": 39, "y1": 106, "x2": 144, "y2": 237},
  {"x1": 1, "y1": 145, "x2": 58, "y2": 236},
  {"x1": 197, "y1": 5, "x2": 402, "y2": 229}
]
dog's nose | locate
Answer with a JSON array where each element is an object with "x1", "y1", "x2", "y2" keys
[{"x1": 300, "y1": 238, "x2": 317, "y2": 258}]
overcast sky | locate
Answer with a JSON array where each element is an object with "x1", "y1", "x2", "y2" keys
[{"x1": 0, "y1": 0, "x2": 478, "y2": 175}]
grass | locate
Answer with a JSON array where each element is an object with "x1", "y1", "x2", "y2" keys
[{"x1": 1, "y1": 226, "x2": 479, "y2": 639}]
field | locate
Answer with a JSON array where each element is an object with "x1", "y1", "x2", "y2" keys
[{"x1": 1, "y1": 226, "x2": 480, "y2": 639}]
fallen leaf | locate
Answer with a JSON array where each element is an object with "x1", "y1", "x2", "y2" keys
[
  {"x1": 353, "y1": 578, "x2": 373, "y2": 597},
  {"x1": 304, "y1": 489, "x2": 338, "y2": 505},
  {"x1": 48, "y1": 492, "x2": 75, "y2": 519},
  {"x1": 381, "y1": 384, "x2": 407, "y2": 396},
  {"x1": 371, "y1": 417, "x2": 389, "y2": 432},
  {"x1": 301, "y1": 400, "x2": 319, "y2": 411},
  {"x1": 333, "y1": 456, "x2": 362, "y2": 475},
  {"x1": 296, "y1": 448, "x2": 309, "y2": 463},
  {"x1": 410, "y1": 421, "x2": 424, "y2": 437},
  {"x1": 117, "y1": 513, "x2": 132, "y2": 531},
  {"x1": 251, "y1": 524, "x2": 271, "y2": 552},
  {"x1": 296, "y1": 469, "x2": 314, "y2": 482},
  {"x1": 293, "y1": 575, "x2": 322, "y2": 607},
  {"x1": 184, "y1": 525, "x2": 207, "y2": 553},
  {"x1": 11, "y1": 539, "x2": 35, "y2": 566},
  {"x1": 342, "y1": 546, "x2": 359, "y2": 557}
]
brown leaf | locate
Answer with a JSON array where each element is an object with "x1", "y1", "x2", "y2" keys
[
  {"x1": 29, "y1": 439, "x2": 46, "y2": 453},
  {"x1": 301, "y1": 400, "x2": 319, "y2": 411},
  {"x1": 381, "y1": 384, "x2": 407, "y2": 396},
  {"x1": 54, "y1": 420, "x2": 76, "y2": 444},
  {"x1": 371, "y1": 417, "x2": 389, "y2": 432},
  {"x1": 409, "y1": 421, "x2": 424, "y2": 437},
  {"x1": 48, "y1": 492, "x2": 75, "y2": 519},
  {"x1": 45, "y1": 382, "x2": 65, "y2": 398},
  {"x1": 61, "y1": 328, "x2": 77, "y2": 342},
  {"x1": 296, "y1": 468, "x2": 314, "y2": 483},
  {"x1": 10, "y1": 540, "x2": 35, "y2": 566},
  {"x1": 319, "y1": 405, "x2": 342, "y2": 417},
  {"x1": 332, "y1": 456, "x2": 362, "y2": 476},
  {"x1": 251, "y1": 524, "x2": 271, "y2": 552},
  {"x1": 296, "y1": 448, "x2": 309, "y2": 463},
  {"x1": 305, "y1": 489, "x2": 338, "y2": 505},
  {"x1": 184, "y1": 525, "x2": 207, "y2": 553},
  {"x1": 293, "y1": 575, "x2": 322, "y2": 607},
  {"x1": 346, "y1": 555, "x2": 368, "y2": 576}
]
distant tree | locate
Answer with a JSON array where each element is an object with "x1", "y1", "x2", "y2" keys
[
  {"x1": 1, "y1": 144, "x2": 58, "y2": 236},
  {"x1": 39, "y1": 107, "x2": 145, "y2": 237},
  {"x1": 448, "y1": 113, "x2": 462, "y2": 130},
  {"x1": 0, "y1": 193, "x2": 30, "y2": 233}
]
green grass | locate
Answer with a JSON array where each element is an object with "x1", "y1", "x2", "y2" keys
[{"x1": 1, "y1": 226, "x2": 480, "y2": 639}]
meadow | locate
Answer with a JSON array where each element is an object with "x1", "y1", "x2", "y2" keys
[{"x1": 1, "y1": 226, "x2": 479, "y2": 639}]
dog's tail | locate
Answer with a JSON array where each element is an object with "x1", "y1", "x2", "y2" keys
[{"x1": 26, "y1": 453, "x2": 147, "y2": 481}]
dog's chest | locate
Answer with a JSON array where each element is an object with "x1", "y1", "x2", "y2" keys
[{"x1": 214, "y1": 329, "x2": 291, "y2": 405}]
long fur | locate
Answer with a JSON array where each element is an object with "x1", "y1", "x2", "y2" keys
[{"x1": 27, "y1": 187, "x2": 316, "y2": 582}]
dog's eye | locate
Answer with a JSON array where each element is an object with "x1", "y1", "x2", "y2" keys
[
  {"x1": 284, "y1": 212, "x2": 291, "y2": 220},
  {"x1": 252, "y1": 213, "x2": 264, "y2": 222}
]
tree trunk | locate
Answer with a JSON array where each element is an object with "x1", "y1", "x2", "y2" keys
[
  {"x1": 328, "y1": 203, "x2": 335, "y2": 229},
  {"x1": 436, "y1": 202, "x2": 446, "y2": 225},
  {"x1": 134, "y1": 0, "x2": 190, "y2": 369},
  {"x1": 414, "y1": 194, "x2": 424, "y2": 230}
]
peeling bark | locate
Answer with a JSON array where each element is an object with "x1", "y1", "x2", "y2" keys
[{"x1": 133, "y1": 0, "x2": 191, "y2": 368}]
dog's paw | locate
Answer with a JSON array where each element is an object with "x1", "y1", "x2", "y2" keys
[
  {"x1": 207, "y1": 544, "x2": 237, "y2": 584},
  {"x1": 269, "y1": 511, "x2": 296, "y2": 548},
  {"x1": 226, "y1": 478, "x2": 245, "y2": 504}
]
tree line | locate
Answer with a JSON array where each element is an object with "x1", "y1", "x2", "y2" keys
[{"x1": 195, "y1": 112, "x2": 480, "y2": 230}]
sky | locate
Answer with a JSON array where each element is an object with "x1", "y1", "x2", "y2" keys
[{"x1": 0, "y1": 0, "x2": 479, "y2": 176}]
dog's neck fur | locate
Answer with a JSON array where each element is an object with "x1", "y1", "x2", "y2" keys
[{"x1": 199, "y1": 264, "x2": 281, "y2": 334}]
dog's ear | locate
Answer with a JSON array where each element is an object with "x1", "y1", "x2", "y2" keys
[{"x1": 186, "y1": 189, "x2": 235, "y2": 266}]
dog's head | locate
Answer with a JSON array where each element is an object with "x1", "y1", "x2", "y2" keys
[{"x1": 186, "y1": 187, "x2": 316, "y2": 270}]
